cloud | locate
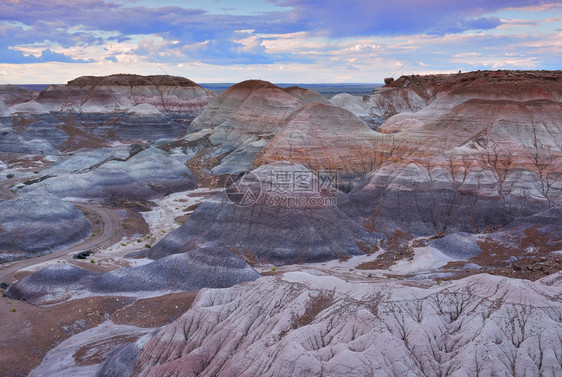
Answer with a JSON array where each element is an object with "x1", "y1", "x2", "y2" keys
[
  {"x1": 36, "y1": 49, "x2": 95, "y2": 63},
  {"x1": 131, "y1": 37, "x2": 280, "y2": 65},
  {"x1": 0, "y1": 0, "x2": 560, "y2": 82},
  {"x1": 0, "y1": 0, "x2": 304, "y2": 66},
  {"x1": 503, "y1": 2, "x2": 562, "y2": 12},
  {"x1": 1, "y1": 0, "x2": 540, "y2": 52},
  {"x1": 267, "y1": 0, "x2": 544, "y2": 36},
  {"x1": 0, "y1": 1, "x2": 294, "y2": 43},
  {"x1": 5, "y1": 47, "x2": 95, "y2": 63}
]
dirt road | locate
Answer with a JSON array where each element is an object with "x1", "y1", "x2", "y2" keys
[{"x1": 0, "y1": 201, "x2": 123, "y2": 283}]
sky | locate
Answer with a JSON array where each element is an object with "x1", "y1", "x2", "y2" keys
[{"x1": 0, "y1": 0, "x2": 560, "y2": 84}]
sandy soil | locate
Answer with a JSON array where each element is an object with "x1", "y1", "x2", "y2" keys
[
  {"x1": 0, "y1": 293, "x2": 132, "y2": 377},
  {"x1": 0, "y1": 290, "x2": 198, "y2": 377},
  {"x1": 92, "y1": 188, "x2": 222, "y2": 265}
]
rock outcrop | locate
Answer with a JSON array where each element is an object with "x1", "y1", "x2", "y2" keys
[
  {"x1": 334, "y1": 70, "x2": 562, "y2": 123},
  {"x1": 0, "y1": 85, "x2": 34, "y2": 106},
  {"x1": 342, "y1": 160, "x2": 552, "y2": 237},
  {"x1": 89, "y1": 112, "x2": 193, "y2": 141},
  {"x1": 464, "y1": 206, "x2": 562, "y2": 273},
  {"x1": 0, "y1": 97, "x2": 8, "y2": 115},
  {"x1": 331, "y1": 87, "x2": 428, "y2": 125},
  {"x1": 0, "y1": 120, "x2": 67, "y2": 154},
  {"x1": 0, "y1": 127, "x2": 60, "y2": 155},
  {"x1": 8, "y1": 100, "x2": 50, "y2": 114},
  {"x1": 253, "y1": 102, "x2": 379, "y2": 182},
  {"x1": 0, "y1": 192, "x2": 92, "y2": 262},
  {"x1": 90, "y1": 247, "x2": 260, "y2": 294},
  {"x1": 5, "y1": 263, "x2": 95, "y2": 301},
  {"x1": 147, "y1": 162, "x2": 377, "y2": 265},
  {"x1": 385, "y1": 70, "x2": 561, "y2": 103},
  {"x1": 3, "y1": 71, "x2": 561, "y2": 377},
  {"x1": 191, "y1": 80, "x2": 328, "y2": 137},
  {"x1": 180, "y1": 80, "x2": 329, "y2": 174},
  {"x1": 18, "y1": 146, "x2": 197, "y2": 200},
  {"x1": 7, "y1": 247, "x2": 260, "y2": 303},
  {"x1": 128, "y1": 103, "x2": 161, "y2": 115},
  {"x1": 37, "y1": 74, "x2": 215, "y2": 113},
  {"x1": 0, "y1": 76, "x2": 210, "y2": 153},
  {"x1": 104, "y1": 271, "x2": 562, "y2": 377},
  {"x1": 330, "y1": 93, "x2": 372, "y2": 118},
  {"x1": 339, "y1": 71, "x2": 562, "y2": 237},
  {"x1": 1, "y1": 111, "x2": 194, "y2": 152},
  {"x1": 158, "y1": 72, "x2": 561, "y2": 254},
  {"x1": 18, "y1": 120, "x2": 68, "y2": 145},
  {"x1": 430, "y1": 232, "x2": 483, "y2": 259}
]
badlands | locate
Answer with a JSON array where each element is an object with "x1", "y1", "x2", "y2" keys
[{"x1": 0, "y1": 71, "x2": 560, "y2": 377}]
